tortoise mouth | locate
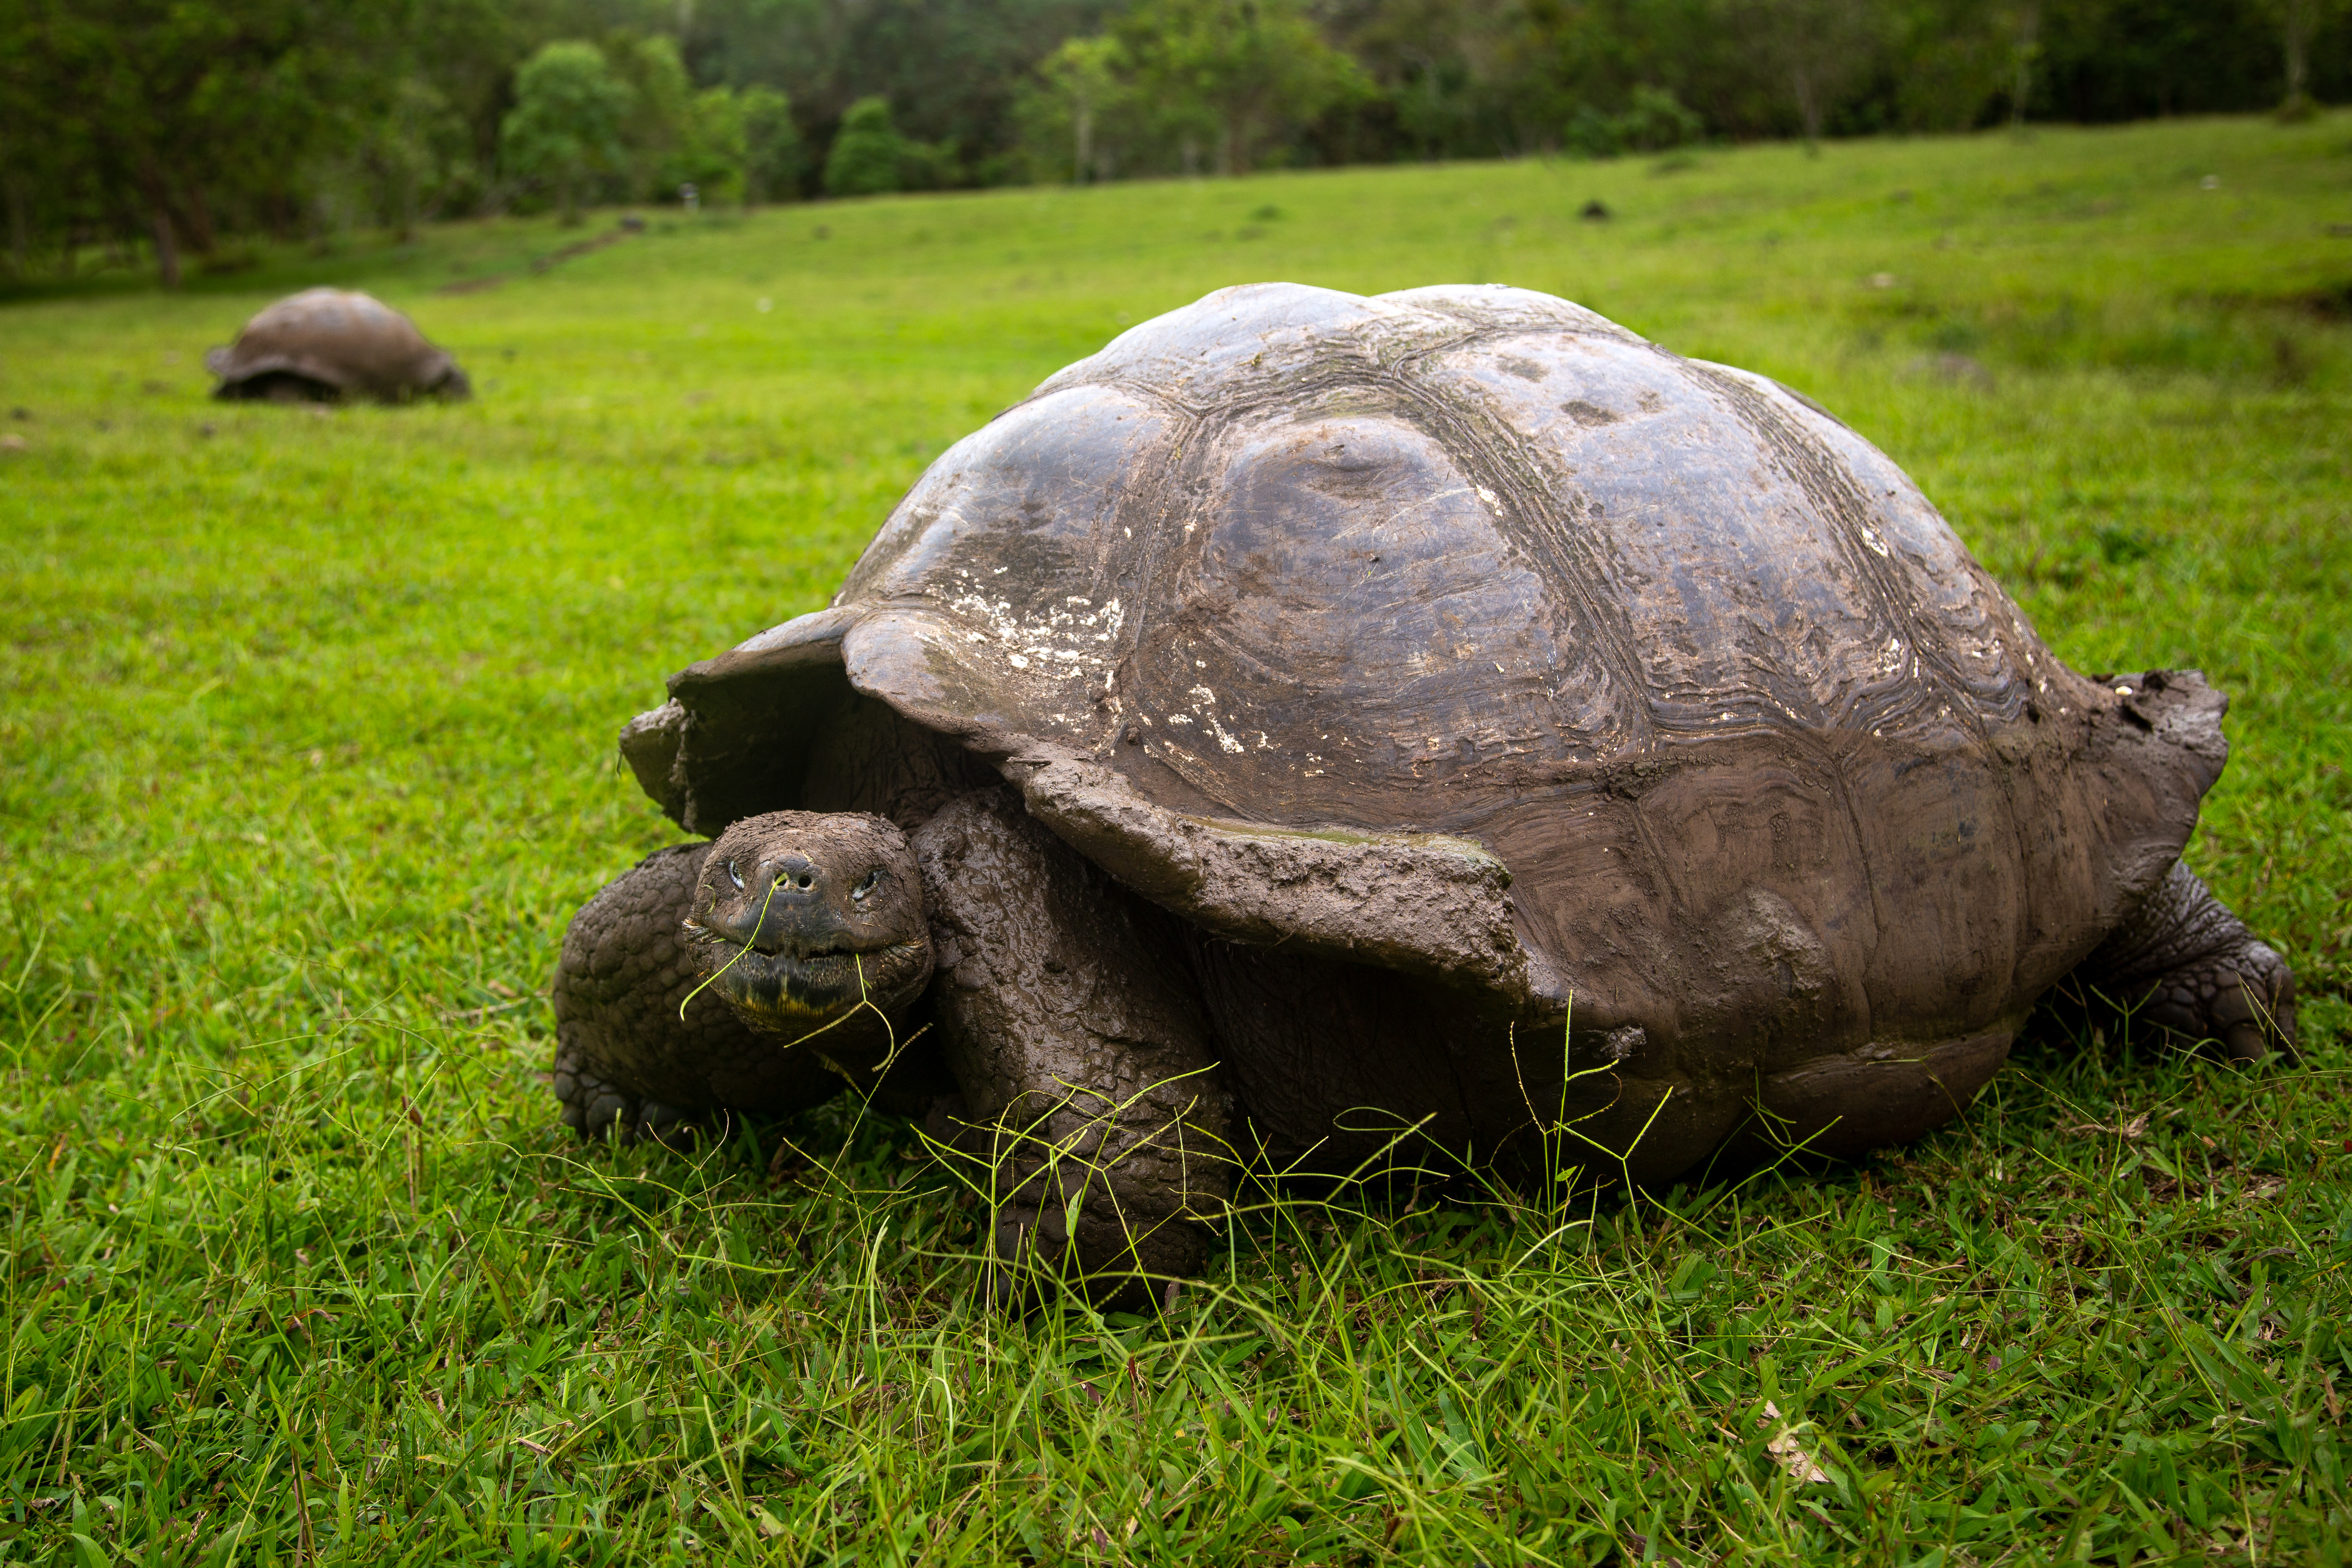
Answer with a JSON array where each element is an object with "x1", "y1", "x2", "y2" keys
[{"x1": 687, "y1": 929, "x2": 932, "y2": 1040}]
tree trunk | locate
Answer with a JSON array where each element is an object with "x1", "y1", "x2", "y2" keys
[
  {"x1": 1793, "y1": 63, "x2": 1822, "y2": 153},
  {"x1": 1421, "y1": 59, "x2": 1442, "y2": 160},
  {"x1": 2282, "y1": 0, "x2": 2312, "y2": 113},
  {"x1": 1074, "y1": 96, "x2": 1094, "y2": 184},
  {"x1": 4, "y1": 171, "x2": 27, "y2": 281},
  {"x1": 2009, "y1": 3, "x2": 2040, "y2": 129},
  {"x1": 147, "y1": 204, "x2": 180, "y2": 287},
  {"x1": 177, "y1": 176, "x2": 218, "y2": 255},
  {"x1": 137, "y1": 158, "x2": 181, "y2": 288}
]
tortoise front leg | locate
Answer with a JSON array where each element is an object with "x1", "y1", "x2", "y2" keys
[
  {"x1": 915, "y1": 789, "x2": 1235, "y2": 1308},
  {"x1": 2056, "y1": 861, "x2": 2299, "y2": 1063}
]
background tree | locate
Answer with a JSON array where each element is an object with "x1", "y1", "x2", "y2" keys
[
  {"x1": 500, "y1": 40, "x2": 634, "y2": 223},
  {"x1": 739, "y1": 85, "x2": 805, "y2": 201},
  {"x1": 686, "y1": 0, "x2": 1117, "y2": 189},
  {"x1": 2262, "y1": 0, "x2": 2345, "y2": 115},
  {"x1": 1106, "y1": 0, "x2": 1371, "y2": 174},
  {"x1": 0, "y1": 0, "x2": 57, "y2": 278},
  {"x1": 399, "y1": 0, "x2": 586, "y2": 206},
  {"x1": 2026, "y1": 0, "x2": 2283, "y2": 122},
  {"x1": 1565, "y1": 83, "x2": 1706, "y2": 156},
  {"x1": 1024, "y1": 35, "x2": 1132, "y2": 181},
  {"x1": 358, "y1": 77, "x2": 477, "y2": 243},
  {"x1": 1999, "y1": 0, "x2": 2042, "y2": 126},
  {"x1": 11, "y1": 0, "x2": 400, "y2": 286},
  {"x1": 1734, "y1": 0, "x2": 1885, "y2": 147},
  {"x1": 1321, "y1": 0, "x2": 1537, "y2": 161},
  {"x1": 824, "y1": 96, "x2": 915, "y2": 194},
  {"x1": 659, "y1": 86, "x2": 751, "y2": 205},
  {"x1": 604, "y1": 32, "x2": 696, "y2": 199},
  {"x1": 1873, "y1": 0, "x2": 2012, "y2": 131},
  {"x1": 1515, "y1": 0, "x2": 1753, "y2": 153}
]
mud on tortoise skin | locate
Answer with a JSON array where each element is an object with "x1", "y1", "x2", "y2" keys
[
  {"x1": 553, "y1": 282, "x2": 2298, "y2": 1303},
  {"x1": 206, "y1": 288, "x2": 470, "y2": 404}
]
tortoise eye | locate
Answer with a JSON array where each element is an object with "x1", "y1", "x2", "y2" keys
[
  {"x1": 852, "y1": 869, "x2": 881, "y2": 901},
  {"x1": 726, "y1": 859, "x2": 744, "y2": 889}
]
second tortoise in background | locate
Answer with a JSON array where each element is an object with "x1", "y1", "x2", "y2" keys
[
  {"x1": 206, "y1": 289, "x2": 470, "y2": 404},
  {"x1": 552, "y1": 282, "x2": 2297, "y2": 1301}
]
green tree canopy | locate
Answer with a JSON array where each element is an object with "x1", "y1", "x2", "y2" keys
[
  {"x1": 660, "y1": 87, "x2": 735, "y2": 203},
  {"x1": 2261, "y1": 0, "x2": 2348, "y2": 114},
  {"x1": 1112, "y1": 0, "x2": 1371, "y2": 173},
  {"x1": 824, "y1": 95, "x2": 926, "y2": 194},
  {"x1": 739, "y1": 85, "x2": 805, "y2": 202},
  {"x1": 9, "y1": 0, "x2": 401, "y2": 285},
  {"x1": 647, "y1": 81, "x2": 804, "y2": 207},
  {"x1": 1021, "y1": 0, "x2": 1370, "y2": 178},
  {"x1": 500, "y1": 39, "x2": 634, "y2": 223},
  {"x1": 605, "y1": 32, "x2": 695, "y2": 200},
  {"x1": 1734, "y1": 0, "x2": 1886, "y2": 146},
  {"x1": 1020, "y1": 35, "x2": 1136, "y2": 180},
  {"x1": 688, "y1": 0, "x2": 1117, "y2": 184}
]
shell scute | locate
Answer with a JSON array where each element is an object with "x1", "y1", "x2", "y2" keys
[
  {"x1": 834, "y1": 387, "x2": 1171, "y2": 745},
  {"x1": 1138, "y1": 408, "x2": 1620, "y2": 823},
  {"x1": 1416, "y1": 333, "x2": 1980, "y2": 739}
]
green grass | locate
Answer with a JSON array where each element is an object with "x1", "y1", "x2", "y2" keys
[{"x1": 3, "y1": 112, "x2": 2351, "y2": 1564}]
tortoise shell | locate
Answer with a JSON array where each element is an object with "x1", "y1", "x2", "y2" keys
[
  {"x1": 206, "y1": 288, "x2": 470, "y2": 403},
  {"x1": 621, "y1": 283, "x2": 2223, "y2": 1167}
]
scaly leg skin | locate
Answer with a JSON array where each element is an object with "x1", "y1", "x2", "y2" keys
[
  {"x1": 2063, "y1": 861, "x2": 2299, "y2": 1063},
  {"x1": 549, "y1": 1042, "x2": 703, "y2": 1145},
  {"x1": 915, "y1": 789, "x2": 1235, "y2": 1310},
  {"x1": 552, "y1": 842, "x2": 839, "y2": 1144}
]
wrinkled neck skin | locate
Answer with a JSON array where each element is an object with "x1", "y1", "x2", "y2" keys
[{"x1": 682, "y1": 810, "x2": 934, "y2": 1045}]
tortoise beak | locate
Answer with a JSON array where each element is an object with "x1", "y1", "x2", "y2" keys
[{"x1": 701, "y1": 937, "x2": 935, "y2": 1034}]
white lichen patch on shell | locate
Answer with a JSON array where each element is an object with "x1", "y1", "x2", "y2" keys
[
  {"x1": 941, "y1": 568, "x2": 1126, "y2": 686},
  {"x1": 1186, "y1": 685, "x2": 1246, "y2": 754}
]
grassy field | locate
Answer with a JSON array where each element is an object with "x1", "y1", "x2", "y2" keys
[{"x1": 3, "y1": 112, "x2": 2350, "y2": 1564}]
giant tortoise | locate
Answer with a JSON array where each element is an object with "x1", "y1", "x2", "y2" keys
[
  {"x1": 552, "y1": 283, "x2": 2298, "y2": 1299},
  {"x1": 207, "y1": 288, "x2": 470, "y2": 403}
]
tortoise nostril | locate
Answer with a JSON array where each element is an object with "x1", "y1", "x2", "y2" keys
[{"x1": 797, "y1": 874, "x2": 812, "y2": 889}]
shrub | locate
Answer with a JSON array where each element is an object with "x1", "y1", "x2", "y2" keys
[
  {"x1": 825, "y1": 97, "x2": 913, "y2": 196},
  {"x1": 1566, "y1": 85, "x2": 1706, "y2": 158}
]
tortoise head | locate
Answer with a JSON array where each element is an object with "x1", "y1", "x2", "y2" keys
[{"x1": 684, "y1": 811, "x2": 934, "y2": 1041}]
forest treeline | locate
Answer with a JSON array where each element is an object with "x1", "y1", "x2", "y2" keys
[{"x1": 3, "y1": 0, "x2": 2344, "y2": 285}]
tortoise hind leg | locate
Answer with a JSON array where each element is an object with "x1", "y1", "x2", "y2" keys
[{"x1": 2058, "y1": 862, "x2": 2299, "y2": 1063}]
